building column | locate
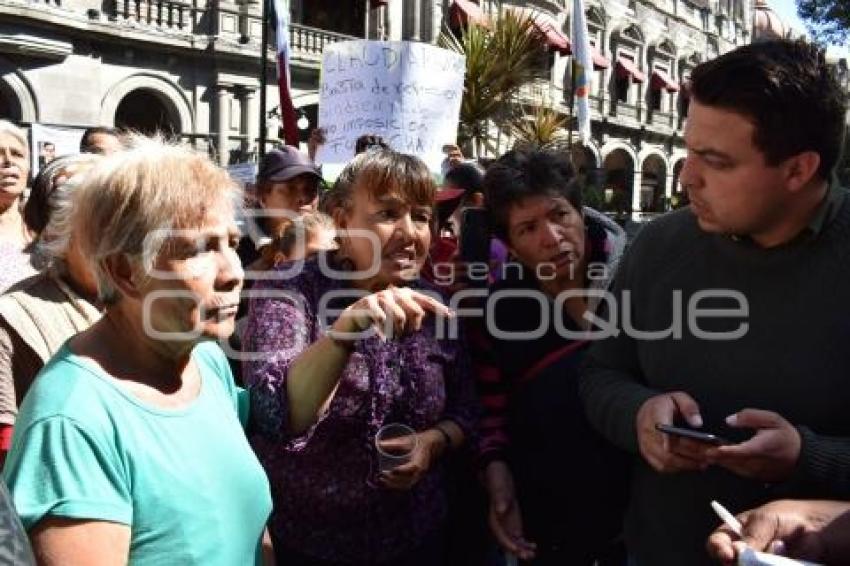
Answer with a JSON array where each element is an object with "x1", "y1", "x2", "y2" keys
[
  {"x1": 216, "y1": 85, "x2": 231, "y2": 166},
  {"x1": 638, "y1": 47, "x2": 648, "y2": 123},
  {"x1": 601, "y1": 27, "x2": 613, "y2": 115},
  {"x1": 410, "y1": 0, "x2": 421, "y2": 41},
  {"x1": 632, "y1": 167, "x2": 643, "y2": 218},
  {"x1": 432, "y1": 0, "x2": 443, "y2": 42},
  {"x1": 241, "y1": 87, "x2": 258, "y2": 158},
  {"x1": 665, "y1": 166, "x2": 675, "y2": 201},
  {"x1": 387, "y1": 0, "x2": 403, "y2": 40}
]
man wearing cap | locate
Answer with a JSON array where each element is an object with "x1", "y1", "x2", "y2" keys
[{"x1": 240, "y1": 146, "x2": 324, "y2": 269}]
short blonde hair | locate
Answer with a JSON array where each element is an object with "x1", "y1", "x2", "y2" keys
[
  {"x1": 72, "y1": 134, "x2": 241, "y2": 303},
  {"x1": 0, "y1": 120, "x2": 28, "y2": 159}
]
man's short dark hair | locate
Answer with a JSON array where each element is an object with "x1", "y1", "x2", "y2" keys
[
  {"x1": 483, "y1": 149, "x2": 579, "y2": 243},
  {"x1": 354, "y1": 134, "x2": 389, "y2": 155},
  {"x1": 80, "y1": 127, "x2": 121, "y2": 153},
  {"x1": 444, "y1": 163, "x2": 484, "y2": 201},
  {"x1": 690, "y1": 39, "x2": 847, "y2": 180}
]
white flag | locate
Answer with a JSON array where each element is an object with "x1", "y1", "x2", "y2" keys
[{"x1": 571, "y1": 0, "x2": 594, "y2": 143}]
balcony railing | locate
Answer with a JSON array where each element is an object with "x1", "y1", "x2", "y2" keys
[
  {"x1": 289, "y1": 24, "x2": 357, "y2": 61},
  {"x1": 105, "y1": 0, "x2": 193, "y2": 31},
  {"x1": 615, "y1": 102, "x2": 639, "y2": 121},
  {"x1": 589, "y1": 94, "x2": 606, "y2": 116},
  {"x1": 515, "y1": 78, "x2": 562, "y2": 107},
  {"x1": 97, "y1": 2, "x2": 356, "y2": 51},
  {"x1": 650, "y1": 111, "x2": 673, "y2": 128}
]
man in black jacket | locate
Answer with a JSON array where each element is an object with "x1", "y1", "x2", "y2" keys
[{"x1": 580, "y1": 39, "x2": 850, "y2": 565}]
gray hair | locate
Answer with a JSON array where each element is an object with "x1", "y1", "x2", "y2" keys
[
  {"x1": 72, "y1": 134, "x2": 242, "y2": 304},
  {"x1": 0, "y1": 120, "x2": 28, "y2": 158},
  {"x1": 33, "y1": 154, "x2": 102, "y2": 272}
]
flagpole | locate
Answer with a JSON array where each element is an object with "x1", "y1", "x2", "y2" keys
[
  {"x1": 258, "y1": 0, "x2": 269, "y2": 161},
  {"x1": 568, "y1": 59, "x2": 576, "y2": 150},
  {"x1": 570, "y1": 0, "x2": 593, "y2": 149}
]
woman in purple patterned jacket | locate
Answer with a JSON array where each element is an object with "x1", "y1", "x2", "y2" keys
[{"x1": 242, "y1": 149, "x2": 478, "y2": 566}]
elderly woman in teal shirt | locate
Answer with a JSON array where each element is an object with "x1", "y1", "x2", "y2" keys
[{"x1": 3, "y1": 137, "x2": 273, "y2": 565}]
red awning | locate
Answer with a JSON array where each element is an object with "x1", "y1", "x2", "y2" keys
[
  {"x1": 450, "y1": 0, "x2": 488, "y2": 28},
  {"x1": 510, "y1": 8, "x2": 571, "y2": 55},
  {"x1": 532, "y1": 13, "x2": 571, "y2": 55},
  {"x1": 592, "y1": 47, "x2": 610, "y2": 70},
  {"x1": 651, "y1": 70, "x2": 679, "y2": 92},
  {"x1": 616, "y1": 57, "x2": 646, "y2": 83}
]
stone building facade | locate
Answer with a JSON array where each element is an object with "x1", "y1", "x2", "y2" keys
[
  {"x1": 494, "y1": 0, "x2": 752, "y2": 217},
  {"x1": 1, "y1": 0, "x2": 758, "y2": 215}
]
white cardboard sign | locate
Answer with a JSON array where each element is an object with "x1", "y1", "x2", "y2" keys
[
  {"x1": 317, "y1": 40, "x2": 465, "y2": 171},
  {"x1": 29, "y1": 123, "x2": 85, "y2": 175}
]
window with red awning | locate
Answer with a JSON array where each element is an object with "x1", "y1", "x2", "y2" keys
[
  {"x1": 651, "y1": 70, "x2": 679, "y2": 92},
  {"x1": 616, "y1": 57, "x2": 646, "y2": 83},
  {"x1": 531, "y1": 14, "x2": 571, "y2": 55},
  {"x1": 592, "y1": 47, "x2": 610, "y2": 70},
  {"x1": 449, "y1": 0, "x2": 488, "y2": 28},
  {"x1": 508, "y1": 8, "x2": 571, "y2": 55}
]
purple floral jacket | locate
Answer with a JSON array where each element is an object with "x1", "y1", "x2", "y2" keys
[{"x1": 242, "y1": 253, "x2": 478, "y2": 563}]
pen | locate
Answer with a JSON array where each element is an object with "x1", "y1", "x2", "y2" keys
[{"x1": 711, "y1": 500, "x2": 743, "y2": 538}]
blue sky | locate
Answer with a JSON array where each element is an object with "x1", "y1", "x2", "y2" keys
[
  {"x1": 767, "y1": 0, "x2": 849, "y2": 56},
  {"x1": 767, "y1": 0, "x2": 807, "y2": 33}
]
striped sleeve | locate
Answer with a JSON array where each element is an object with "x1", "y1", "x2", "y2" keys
[{"x1": 469, "y1": 321, "x2": 511, "y2": 468}]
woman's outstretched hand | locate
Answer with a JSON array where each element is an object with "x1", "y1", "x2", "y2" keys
[{"x1": 330, "y1": 286, "x2": 454, "y2": 342}]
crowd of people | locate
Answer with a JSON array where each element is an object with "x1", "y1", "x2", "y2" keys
[{"x1": 0, "y1": 38, "x2": 847, "y2": 566}]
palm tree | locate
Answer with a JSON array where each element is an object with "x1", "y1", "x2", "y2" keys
[
  {"x1": 508, "y1": 103, "x2": 569, "y2": 151},
  {"x1": 438, "y1": 10, "x2": 548, "y2": 156}
]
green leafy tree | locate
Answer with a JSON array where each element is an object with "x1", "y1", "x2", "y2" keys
[
  {"x1": 508, "y1": 103, "x2": 569, "y2": 150},
  {"x1": 438, "y1": 11, "x2": 547, "y2": 156},
  {"x1": 797, "y1": 0, "x2": 850, "y2": 45}
]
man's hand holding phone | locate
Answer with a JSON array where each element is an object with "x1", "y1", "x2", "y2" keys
[
  {"x1": 637, "y1": 391, "x2": 714, "y2": 473},
  {"x1": 640, "y1": 394, "x2": 802, "y2": 482},
  {"x1": 704, "y1": 409, "x2": 801, "y2": 482}
]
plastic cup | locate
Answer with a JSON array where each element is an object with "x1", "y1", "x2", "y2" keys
[{"x1": 375, "y1": 423, "x2": 418, "y2": 472}]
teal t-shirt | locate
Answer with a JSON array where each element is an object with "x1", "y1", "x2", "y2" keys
[{"x1": 3, "y1": 341, "x2": 272, "y2": 565}]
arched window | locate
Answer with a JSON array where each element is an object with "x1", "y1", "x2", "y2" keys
[
  {"x1": 613, "y1": 25, "x2": 644, "y2": 106},
  {"x1": 115, "y1": 89, "x2": 180, "y2": 135}
]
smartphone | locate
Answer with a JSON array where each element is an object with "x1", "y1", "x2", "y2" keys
[
  {"x1": 655, "y1": 423, "x2": 730, "y2": 445},
  {"x1": 460, "y1": 207, "x2": 490, "y2": 265}
]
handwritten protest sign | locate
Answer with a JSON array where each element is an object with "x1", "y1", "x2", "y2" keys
[{"x1": 317, "y1": 41, "x2": 465, "y2": 171}]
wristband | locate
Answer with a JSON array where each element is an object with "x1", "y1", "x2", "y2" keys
[{"x1": 434, "y1": 423, "x2": 453, "y2": 451}]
